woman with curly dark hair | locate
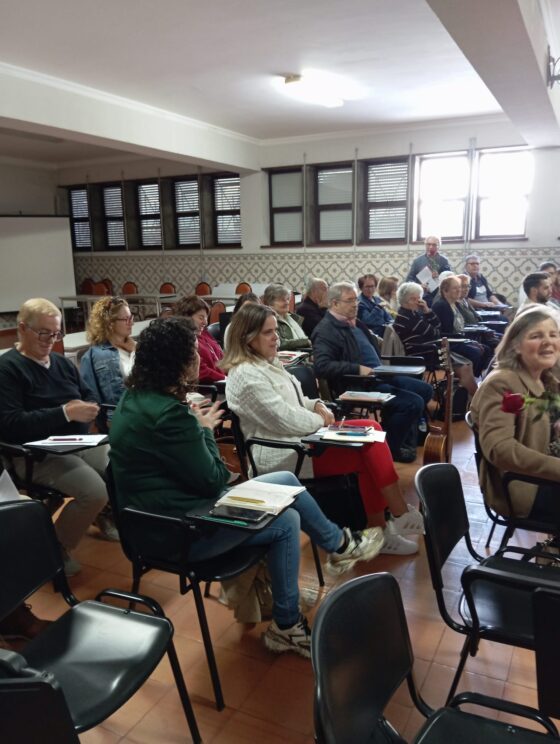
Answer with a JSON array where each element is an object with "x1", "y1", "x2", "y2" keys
[
  {"x1": 109, "y1": 316, "x2": 384, "y2": 659},
  {"x1": 174, "y1": 295, "x2": 225, "y2": 383}
]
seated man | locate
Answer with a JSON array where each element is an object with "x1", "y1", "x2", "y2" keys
[
  {"x1": 464, "y1": 255, "x2": 504, "y2": 310},
  {"x1": 405, "y1": 235, "x2": 451, "y2": 306},
  {"x1": 517, "y1": 272, "x2": 560, "y2": 318},
  {"x1": 312, "y1": 282, "x2": 433, "y2": 463},
  {"x1": 0, "y1": 298, "x2": 112, "y2": 575},
  {"x1": 296, "y1": 277, "x2": 328, "y2": 337},
  {"x1": 357, "y1": 274, "x2": 393, "y2": 337}
]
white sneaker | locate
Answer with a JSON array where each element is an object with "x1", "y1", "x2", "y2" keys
[
  {"x1": 391, "y1": 505, "x2": 425, "y2": 536},
  {"x1": 92, "y1": 513, "x2": 120, "y2": 542},
  {"x1": 380, "y1": 529, "x2": 418, "y2": 556},
  {"x1": 61, "y1": 549, "x2": 82, "y2": 577},
  {"x1": 325, "y1": 527, "x2": 384, "y2": 576},
  {"x1": 262, "y1": 614, "x2": 311, "y2": 659}
]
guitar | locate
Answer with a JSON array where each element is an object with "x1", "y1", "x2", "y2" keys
[{"x1": 423, "y1": 338, "x2": 453, "y2": 465}]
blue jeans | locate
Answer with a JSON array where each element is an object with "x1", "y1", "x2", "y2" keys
[{"x1": 375, "y1": 375, "x2": 433, "y2": 455}]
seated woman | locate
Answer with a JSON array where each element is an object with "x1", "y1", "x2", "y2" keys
[
  {"x1": 394, "y1": 282, "x2": 478, "y2": 396},
  {"x1": 223, "y1": 291, "x2": 260, "y2": 350},
  {"x1": 109, "y1": 317, "x2": 383, "y2": 658},
  {"x1": 377, "y1": 276, "x2": 399, "y2": 318},
  {"x1": 222, "y1": 303, "x2": 424, "y2": 556},
  {"x1": 263, "y1": 284, "x2": 311, "y2": 351},
  {"x1": 80, "y1": 296, "x2": 136, "y2": 431},
  {"x1": 432, "y1": 275, "x2": 494, "y2": 376},
  {"x1": 470, "y1": 307, "x2": 560, "y2": 526},
  {"x1": 174, "y1": 296, "x2": 225, "y2": 384}
]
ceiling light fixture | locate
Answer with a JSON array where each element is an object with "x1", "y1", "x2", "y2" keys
[
  {"x1": 275, "y1": 69, "x2": 367, "y2": 108},
  {"x1": 547, "y1": 45, "x2": 560, "y2": 88}
]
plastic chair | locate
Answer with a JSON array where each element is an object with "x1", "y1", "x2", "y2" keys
[
  {"x1": 106, "y1": 463, "x2": 267, "y2": 711},
  {"x1": 465, "y1": 410, "x2": 559, "y2": 550},
  {"x1": 209, "y1": 300, "x2": 226, "y2": 324},
  {"x1": 100, "y1": 278, "x2": 114, "y2": 294},
  {"x1": 195, "y1": 282, "x2": 211, "y2": 296},
  {"x1": 0, "y1": 441, "x2": 65, "y2": 514},
  {"x1": 206, "y1": 321, "x2": 222, "y2": 345},
  {"x1": 0, "y1": 499, "x2": 201, "y2": 743},
  {"x1": 416, "y1": 462, "x2": 560, "y2": 704},
  {"x1": 79, "y1": 277, "x2": 94, "y2": 294},
  {"x1": 311, "y1": 572, "x2": 559, "y2": 744},
  {"x1": 235, "y1": 282, "x2": 252, "y2": 294},
  {"x1": 121, "y1": 280, "x2": 138, "y2": 294},
  {"x1": 160, "y1": 282, "x2": 176, "y2": 294}
]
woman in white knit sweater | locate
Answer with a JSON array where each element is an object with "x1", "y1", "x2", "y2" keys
[{"x1": 222, "y1": 304, "x2": 424, "y2": 555}]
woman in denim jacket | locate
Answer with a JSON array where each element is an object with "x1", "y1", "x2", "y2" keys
[{"x1": 80, "y1": 297, "x2": 136, "y2": 431}]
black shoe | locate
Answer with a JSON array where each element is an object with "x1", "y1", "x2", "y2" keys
[{"x1": 394, "y1": 448, "x2": 416, "y2": 464}]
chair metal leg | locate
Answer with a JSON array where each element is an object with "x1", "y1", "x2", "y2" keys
[
  {"x1": 311, "y1": 541, "x2": 325, "y2": 587},
  {"x1": 445, "y1": 637, "x2": 470, "y2": 705},
  {"x1": 484, "y1": 521, "x2": 497, "y2": 548},
  {"x1": 191, "y1": 579, "x2": 225, "y2": 711},
  {"x1": 166, "y1": 639, "x2": 202, "y2": 744},
  {"x1": 204, "y1": 581, "x2": 212, "y2": 598},
  {"x1": 498, "y1": 524, "x2": 515, "y2": 551}
]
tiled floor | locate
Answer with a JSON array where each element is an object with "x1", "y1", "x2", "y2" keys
[{"x1": 25, "y1": 422, "x2": 556, "y2": 742}]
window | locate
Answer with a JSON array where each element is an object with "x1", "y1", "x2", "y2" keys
[
  {"x1": 213, "y1": 176, "x2": 241, "y2": 245},
  {"x1": 415, "y1": 153, "x2": 469, "y2": 240},
  {"x1": 137, "y1": 182, "x2": 162, "y2": 247},
  {"x1": 174, "y1": 179, "x2": 200, "y2": 246},
  {"x1": 269, "y1": 169, "x2": 303, "y2": 244},
  {"x1": 365, "y1": 158, "x2": 409, "y2": 241},
  {"x1": 68, "y1": 187, "x2": 92, "y2": 251},
  {"x1": 103, "y1": 185, "x2": 125, "y2": 249},
  {"x1": 316, "y1": 166, "x2": 353, "y2": 243},
  {"x1": 475, "y1": 148, "x2": 533, "y2": 238}
]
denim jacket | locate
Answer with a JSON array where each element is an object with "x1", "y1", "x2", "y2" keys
[{"x1": 80, "y1": 342, "x2": 126, "y2": 407}]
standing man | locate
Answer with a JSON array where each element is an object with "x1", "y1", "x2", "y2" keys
[
  {"x1": 312, "y1": 282, "x2": 433, "y2": 463},
  {"x1": 296, "y1": 277, "x2": 328, "y2": 337},
  {"x1": 357, "y1": 274, "x2": 393, "y2": 337},
  {"x1": 464, "y1": 255, "x2": 502, "y2": 310},
  {"x1": 406, "y1": 236, "x2": 451, "y2": 306},
  {"x1": 0, "y1": 298, "x2": 113, "y2": 575}
]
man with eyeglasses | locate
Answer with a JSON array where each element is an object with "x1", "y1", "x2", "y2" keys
[
  {"x1": 0, "y1": 298, "x2": 109, "y2": 576},
  {"x1": 406, "y1": 235, "x2": 451, "y2": 307},
  {"x1": 312, "y1": 282, "x2": 433, "y2": 463}
]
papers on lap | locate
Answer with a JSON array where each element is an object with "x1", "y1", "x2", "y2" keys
[
  {"x1": 216, "y1": 480, "x2": 304, "y2": 514},
  {"x1": 25, "y1": 434, "x2": 108, "y2": 447},
  {"x1": 338, "y1": 390, "x2": 395, "y2": 403}
]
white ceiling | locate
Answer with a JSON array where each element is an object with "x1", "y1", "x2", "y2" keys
[{"x1": 0, "y1": 0, "x2": 559, "y2": 167}]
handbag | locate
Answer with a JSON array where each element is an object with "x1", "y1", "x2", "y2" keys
[{"x1": 300, "y1": 472, "x2": 367, "y2": 531}]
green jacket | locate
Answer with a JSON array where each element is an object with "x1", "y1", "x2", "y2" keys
[{"x1": 109, "y1": 389, "x2": 230, "y2": 516}]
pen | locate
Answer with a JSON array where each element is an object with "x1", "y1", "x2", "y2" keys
[
  {"x1": 338, "y1": 416, "x2": 346, "y2": 430},
  {"x1": 201, "y1": 516, "x2": 249, "y2": 526},
  {"x1": 50, "y1": 438, "x2": 83, "y2": 442},
  {"x1": 335, "y1": 432, "x2": 365, "y2": 437}
]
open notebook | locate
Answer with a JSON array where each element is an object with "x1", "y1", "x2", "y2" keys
[{"x1": 216, "y1": 480, "x2": 304, "y2": 514}]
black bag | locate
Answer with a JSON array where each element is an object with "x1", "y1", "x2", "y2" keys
[
  {"x1": 435, "y1": 380, "x2": 469, "y2": 422},
  {"x1": 300, "y1": 472, "x2": 367, "y2": 531}
]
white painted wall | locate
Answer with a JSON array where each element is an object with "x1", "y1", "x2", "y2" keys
[{"x1": 0, "y1": 161, "x2": 57, "y2": 214}]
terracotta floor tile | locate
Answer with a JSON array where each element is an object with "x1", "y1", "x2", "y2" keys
[
  {"x1": 508, "y1": 646, "x2": 537, "y2": 689},
  {"x1": 78, "y1": 726, "x2": 122, "y2": 743},
  {"x1": 212, "y1": 710, "x2": 314, "y2": 743},
  {"x1": 101, "y1": 678, "x2": 170, "y2": 737},
  {"x1": 407, "y1": 613, "x2": 445, "y2": 662}
]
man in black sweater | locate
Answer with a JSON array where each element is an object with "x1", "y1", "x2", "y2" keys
[
  {"x1": 0, "y1": 298, "x2": 110, "y2": 575},
  {"x1": 296, "y1": 277, "x2": 328, "y2": 337}
]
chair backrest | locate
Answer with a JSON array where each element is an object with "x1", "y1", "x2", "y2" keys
[
  {"x1": 311, "y1": 573, "x2": 412, "y2": 744},
  {"x1": 92, "y1": 281, "x2": 109, "y2": 296},
  {"x1": 209, "y1": 301, "x2": 226, "y2": 324},
  {"x1": 288, "y1": 364, "x2": 320, "y2": 399},
  {"x1": 415, "y1": 464, "x2": 473, "y2": 591},
  {"x1": 100, "y1": 278, "x2": 114, "y2": 294},
  {"x1": 206, "y1": 322, "x2": 222, "y2": 344},
  {"x1": 227, "y1": 410, "x2": 250, "y2": 479},
  {"x1": 534, "y1": 587, "x2": 560, "y2": 720},
  {"x1": 289, "y1": 291, "x2": 296, "y2": 313},
  {"x1": 0, "y1": 654, "x2": 79, "y2": 743},
  {"x1": 195, "y1": 282, "x2": 211, "y2": 296},
  {"x1": 160, "y1": 282, "x2": 176, "y2": 294},
  {"x1": 122, "y1": 281, "x2": 138, "y2": 295},
  {"x1": 235, "y1": 282, "x2": 252, "y2": 294},
  {"x1": 0, "y1": 500, "x2": 69, "y2": 621},
  {"x1": 80, "y1": 277, "x2": 95, "y2": 294}
]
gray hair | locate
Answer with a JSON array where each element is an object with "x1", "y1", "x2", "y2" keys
[
  {"x1": 465, "y1": 254, "x2": 480, "y2": 265},
  {"x1": 397, "y1": 282, "x2": 423, "y2": 307},
  {"x1": 263, "y1": 283, "x2": 290, "y2": 306},
  {"x1": 328, "y1": 281, "x2": 356, "y2": 305},
  {"x1": 306, "y1": 277, "x2": 327, "y2": 294},
  {"x1": 496, "y1": 307, "x2": 559, "y2": 371}
]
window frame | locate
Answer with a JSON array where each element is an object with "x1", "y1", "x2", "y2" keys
[
  {"x1": 136, "y1": 180, "x2": 162, "y2": 249},
  {"x1": 361, "y1": 156, "x2": 410, "y2": 245},
  {"x1": 172, "y1": 176, "x2": 201, "y2": 248},
  {"x1": 101, "y1": 182, "x2": 126, "y2": 250},
  {"x1": 212, "y1": 173, "x2": 241, "y2": 247},
  {"x1": 68, "y1": 186, "x2": 92, "y2": 252},
  {"x1": 268, "y1": 167, "x2": 304, "y2": 247},
  {"x1": 314, "y1": 162, "x2": 354, "y2": 246}
]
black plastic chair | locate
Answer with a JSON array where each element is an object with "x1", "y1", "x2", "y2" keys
[
  {"x1": 0, "y1": 499, "x2": 201, "y2": 743},
  {"x1": 465, "y1": 410, "x2": 560, "y2": 549},
  {"x1": 311, "y1": 572, "x2": 558, "y2": 744},
  {"x1": 416, "y1": 462, "x2": 560, "y2": 704},
  {"x1": 0, "y1": 441, "x2": 65, "y2": 514},
  {"x1": 534, "y1": 587, "x2": 560, "y2": 721},
  {"x1": 106, "y1": 463, "x2": 268, "y2": 711}
]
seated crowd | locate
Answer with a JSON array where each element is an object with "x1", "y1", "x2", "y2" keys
[{"x1": 1, "y1": 240, "x2": 559, "y2": 662}]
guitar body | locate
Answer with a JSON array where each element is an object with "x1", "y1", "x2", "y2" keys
[{"x1": 423, "y1": 338, "x2": 453, "y2": 465}]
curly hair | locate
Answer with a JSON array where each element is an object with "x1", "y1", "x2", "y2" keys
[
  {"x1": 127, "y1": 316, "x2": 197, "y2": 394},
  {"x1": 86, "y1": 296, "x2": 130, "y2": 344},
  {"x1": 174, "y1": 295, "x2": 209, "y2": 318}
]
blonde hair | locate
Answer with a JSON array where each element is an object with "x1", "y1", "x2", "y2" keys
[
  {"x1": 17, "y1": 298, "x2": 60, "y2": 336},
  {"x1": 221, "y1": 304, "x2": 277, "y2": 371},
  {"x1": 87, "y1": 296, "x2": 130, "y2": 344}
]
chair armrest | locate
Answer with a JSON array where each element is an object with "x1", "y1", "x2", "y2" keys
[
  {"x1": 449, "y1": 692, "x2": 558, "y2": 736},
  {"x1": 245, "y1": 437, "x2": 310, "y2": 477},
  {"x1": 380, "y1": 355, "x2": 425, "y2": 366},
  {"x1": 503, "y1": 471, "x2": 559, "y2": 519},
  {"x1": 95, "y1": 588, "x2": 166, "y2": 617},
  {"x1": 191, "y1": 384, "x2": 218, "y2": 402}
]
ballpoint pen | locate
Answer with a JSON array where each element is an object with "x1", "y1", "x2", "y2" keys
[
  {"x1": 338, "y1": 416, "x2": 346, "y2": 429},
  {"x1": 50, "y1": 437, "x2": 84, "y2": 442}
]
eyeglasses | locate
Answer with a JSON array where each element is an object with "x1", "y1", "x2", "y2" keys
[
  {"x1": 115, "y1": 316, "x2": 133, "y2": 323},
  {"x1": 25, "y1": 326, "x2": 64, "y2": 342},
  {"x1": 337, "y1": 297, "x2": 358, "y2": 304},
  {"x1": 426, "y1": 242, "x2": 439, "y2": 247}
]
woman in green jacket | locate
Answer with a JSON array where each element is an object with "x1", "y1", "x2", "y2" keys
[{"x1": 110, "y1": 316, "x2": 383, "y2": 658}]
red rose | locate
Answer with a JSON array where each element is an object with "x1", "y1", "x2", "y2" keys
[{"x1": 501, "y1": 391, "x2": 525, "y2": 415}]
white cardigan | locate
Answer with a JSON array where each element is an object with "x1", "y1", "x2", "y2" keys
[{"x1": 226, "y1": 360, "x2": 323, "y2": 476}]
